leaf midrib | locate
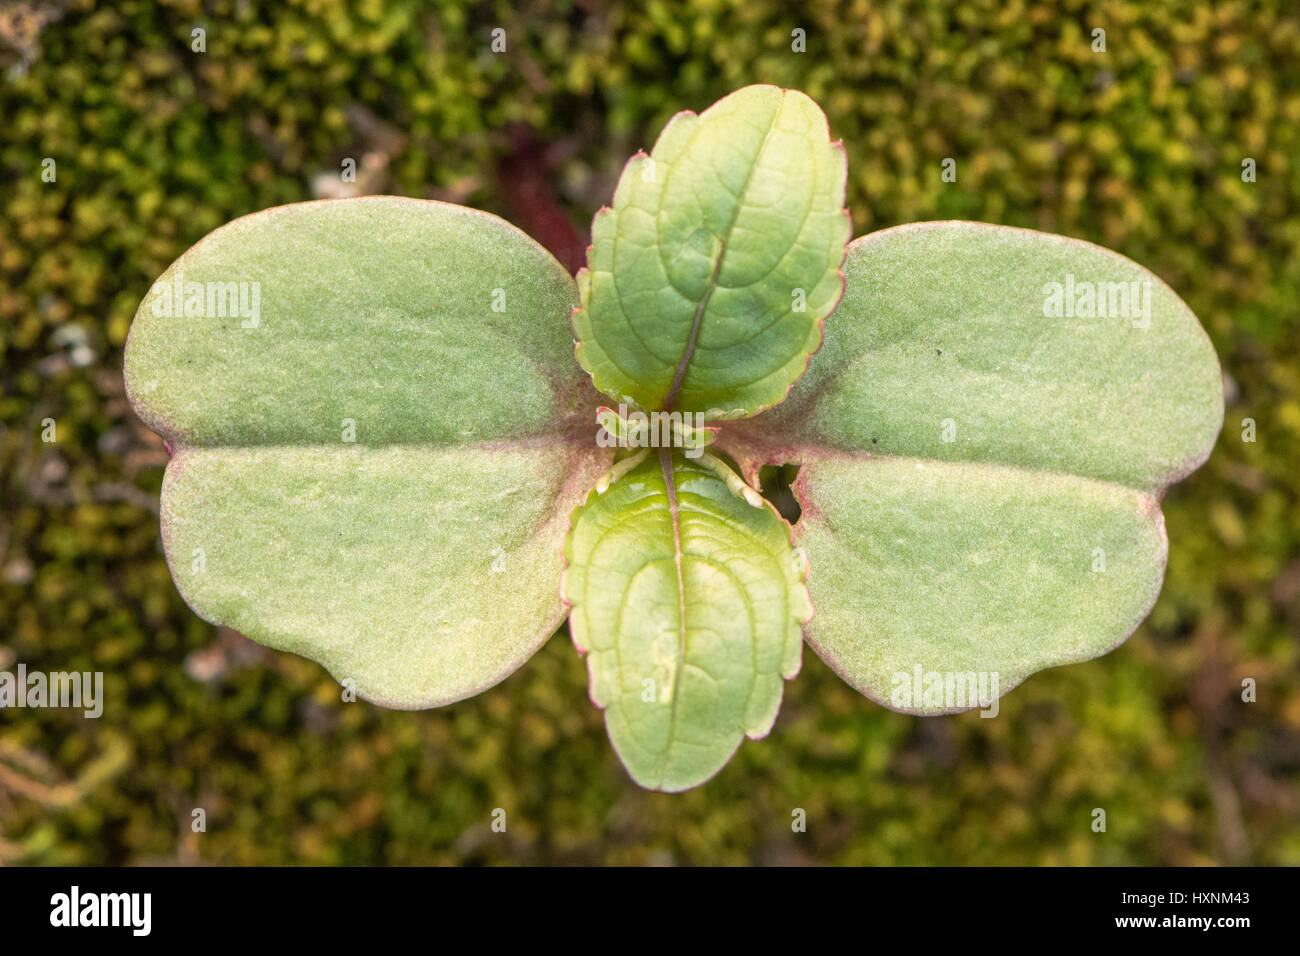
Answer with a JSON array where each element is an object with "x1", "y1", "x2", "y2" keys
[
  {"x1": 658, "y1": 445, "x2": 689, "y2": 763},
  {"x1": 661, "y1": 101, "x2": 784, "y2": 411}
]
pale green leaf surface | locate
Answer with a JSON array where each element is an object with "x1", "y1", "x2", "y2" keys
[
  {"x1": 126, "y1": 197, "x2": 608, "y2": 707},
  {"x1": 720, "y1": 222, "x2": 1223, "y2": 712},
  {"x1": 794, "y1": 456, "x2": 1167, "y2": 713},
  {"x1": 572, "y1": 84, "x2": 850, "y2": 418},
  {"x1": 126, "y1": 196, "x2": 590, "y2": 446},
  {"x1": 562, "y1": 452, "x2": 811, "y2": 790},
  {"x1": 163, "y1": 443, "x2": 604, "y2": 707},
  {"x1": 738, "y1": 222, "x2": 1222, "y2": 491}
]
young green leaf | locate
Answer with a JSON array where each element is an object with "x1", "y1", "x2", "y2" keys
[
  {"x1": 562, "y1": 451, "x2": 811, "y2": 790},
  {"x1": 572, "y1": 84, "x2": 851, "y2": 418},
  {"x1": 126, "y1": 196, "x2": 609, "y2": 707},
  {"x1": 719, "y1": 222, "x2": 1223, "y2": 712}
]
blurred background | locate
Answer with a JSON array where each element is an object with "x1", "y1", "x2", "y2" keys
[{"x1": 1, "y1": 0, "x2": 1298, "y2": 865}]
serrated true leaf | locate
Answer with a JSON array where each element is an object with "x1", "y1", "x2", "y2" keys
[
  {"x1": 572, "y1": 84, "x2": 851, "y2": 418},
  {"x1": 562, "y1": 451, "x2": 811, "y2": 790},
  {"x1": 720, "y1": 222, "x2": 1223, "y2": 713},
  {"x1": 126, "y1": 196, "x2": 608, "y2": 707}
]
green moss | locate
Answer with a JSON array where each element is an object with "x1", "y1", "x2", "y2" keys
[{"x1": 2, "y1": 0, "x2": 1298, "y2": 864}]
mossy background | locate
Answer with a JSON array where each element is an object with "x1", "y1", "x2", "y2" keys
[{"x1": 2, "y1": 0, "x2": 1298, "y2": 865}]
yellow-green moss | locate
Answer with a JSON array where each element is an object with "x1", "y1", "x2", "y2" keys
[{"x1": 1, "y1": 0, "x2": 1298, "y2": 864}]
